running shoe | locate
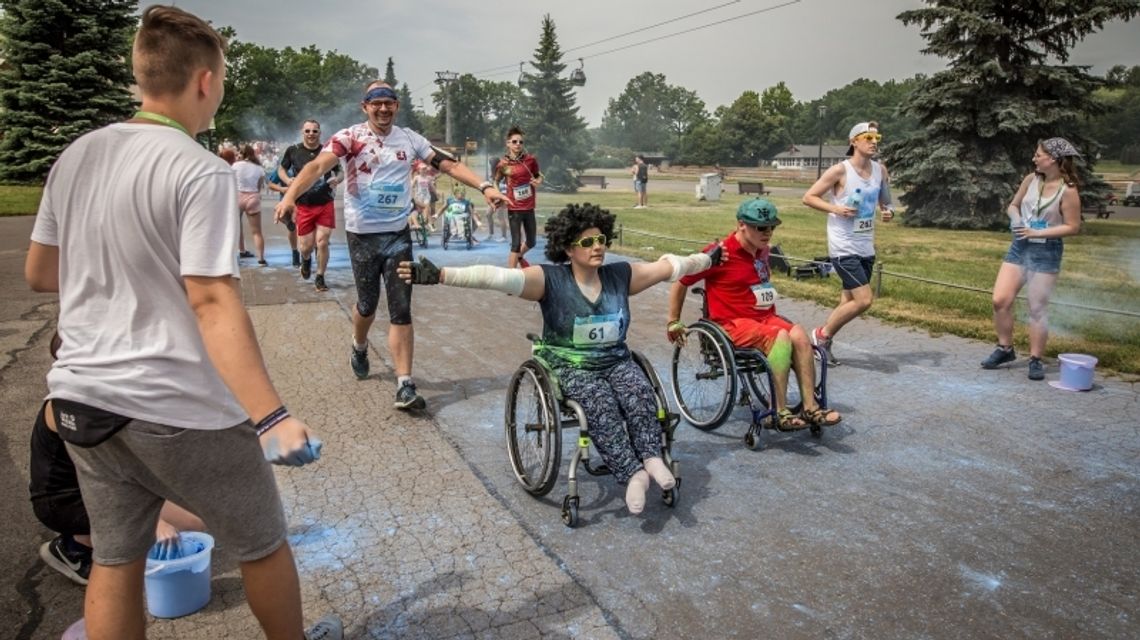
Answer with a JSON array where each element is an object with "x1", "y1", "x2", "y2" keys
[
  {"x1": 981, "y1": 345, "x2": 1016, "y2": 369},
  {"x1": 810, "y1": 326, "x2": 840, "y2": 366},
  {"x1": 40, "y1": 535, "x2": 92, "y2": 586},
  {"x1": 518, "y1": 257, "x2": 530, "y2": 268},
  {"x1": 350, "y1": 345, "x2": 369, "y2": 380},
  {"x1": 314, "y1": 274, "x2": 328, "y2": 292},
  {"x1": 1027, "y1": 356, "x2": 1045, "y2": 380},
  {"x1": 238, "y1": 250, "x2": 255, "y2": 259},
  {"x1": 292, "y1": 250, "x2": 301, "y2": 267},
  {"x1": 394, "y1": 381, "x2": 425, "y2": 410},
  {"x1": 258, "y1": 259, "x2": 268, "y2": 266},
  {"x1": 305, "y1": 615, "x2": 344, "y2": 640},
  {"x1": 300, "y1": 256, "x2": 312, "y2": 280}
]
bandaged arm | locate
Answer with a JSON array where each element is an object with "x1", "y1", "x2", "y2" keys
[
  {"x1": 441, "y1": 265, "x2": 526, "y2": 296},
  {"x1": 661, "y1": 252, "x2": 713, "y2": 282}
]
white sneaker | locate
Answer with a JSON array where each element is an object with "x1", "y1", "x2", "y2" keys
[{"x1": 305, "y1": 615, "x2": 343, "y2": 640}]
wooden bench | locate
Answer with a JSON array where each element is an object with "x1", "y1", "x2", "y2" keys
[
  {"x1": 578, "y1": 175, "x2": 608, "y2": 189},
  {"x1": 1081, "y1": 203, "x2": 1113, "y2": 219},
  {"x1": 737, "y1": 180, "x2": 770, "y2": 195}
]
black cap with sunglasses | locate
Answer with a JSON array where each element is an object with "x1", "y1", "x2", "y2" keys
[{"x1": 736, "y1": 198, "x2": 782, "y2": 228}]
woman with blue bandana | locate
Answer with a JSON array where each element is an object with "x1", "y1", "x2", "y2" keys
[
  {"x1": 982, "y1": 137, "x2": 1083, "y2": 381},
  {"x1": 398, "y1": 204, "x2": 720, "y2": 514}
]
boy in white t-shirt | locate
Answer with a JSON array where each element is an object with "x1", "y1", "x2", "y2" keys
[{"x1": 25, "y1": 6, "x2": 339, "y2": 639}]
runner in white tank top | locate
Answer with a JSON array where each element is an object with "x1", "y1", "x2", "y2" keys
[{"x1": 801, "y1": 121, "x2": 894, "y2": 365}]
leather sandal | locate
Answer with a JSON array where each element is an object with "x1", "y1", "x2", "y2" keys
[{"x1": 801, "y1": 406, "x2": 842, "y2": 427}]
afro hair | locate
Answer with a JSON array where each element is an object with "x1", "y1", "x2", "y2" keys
[{"x1": 543, "y1": 203, "x2": 616, "y2": 263}]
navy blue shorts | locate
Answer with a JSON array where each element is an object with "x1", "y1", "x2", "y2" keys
[
  {"x1": 1003, "y1": 238, "x2": 1063, "y2": 274},
  {"x1": 830, "y1": 254, "x2": 876, "y2": 290}
]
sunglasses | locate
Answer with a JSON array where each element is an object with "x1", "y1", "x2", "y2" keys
[
  {"x1": 507, "y1": 139, "x2": 524, "y2": 145},
  {"x1": 303, "y1": 129, "x2": 320, "y2": 134},
  {"x1": 856, "y1": 132, "x2": 882, "y2": 143},
  {"x1": 571, "y1": 234, "x2": 608, "y2": 248},
  {"x1": 750, "y1": 225, "x2": 774, "y2": 233}
]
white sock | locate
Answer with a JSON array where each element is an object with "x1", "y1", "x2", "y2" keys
[
  {"x1": 352, "y1": 338, "x2": 367, "y2": 352},
  {"x1": 625, "y1": 470, "x2": 650, "y2": 515},
  {"x1": 643, "y1": 457, "x2": 675, "y2": 490},
  {"x1": 397, "y1": 375, "x2": 412, "y2": 387}
]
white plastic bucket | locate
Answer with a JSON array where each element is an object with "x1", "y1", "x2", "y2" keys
[
  {"x1": 144, "y1": 531, "x2": 214, "y2": 619},
  {"x1": 1058, "y1": 353, "x2": 1097, "y2": 391}
]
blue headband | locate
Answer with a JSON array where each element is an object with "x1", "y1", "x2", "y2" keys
[{"x1": 363, "y1": 87, "x2": 399, "y2": 103}]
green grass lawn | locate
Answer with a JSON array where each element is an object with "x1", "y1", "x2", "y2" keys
[
  {"x1": 0, "y1": 185, "x2": 43, "y2": 216},
  {"x1": 530, "y1": 189, "x2": 1140, "y2": 376}
]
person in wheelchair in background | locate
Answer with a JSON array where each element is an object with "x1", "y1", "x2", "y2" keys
[
  {"x1": 666, "y1": 199, "x2": 841, "y2": 431},
  {"x1": 400, "y1": 203, "x2": 718, "y2": 514}
]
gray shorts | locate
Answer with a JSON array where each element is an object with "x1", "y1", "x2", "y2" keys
[{"x1": 65, "y1": 420, "x2": 287, "y2": 566}]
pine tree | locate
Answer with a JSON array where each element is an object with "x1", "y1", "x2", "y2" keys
[
  {"x1": 0, "y1": 0, "x2": 136, "y2": 183},
  {"x1": 522, "y1": 15, "x2": 589, "y2": 192},
  {"x1": 885, "y1": 0, "x2": 1139, "y2": 229},
  {"x1": 383, "y1": 57, "x2": 397, "y2": 86}
]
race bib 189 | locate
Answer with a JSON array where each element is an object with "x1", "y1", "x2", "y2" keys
[{"x1": 572, "y1": 313, "x2": 621, "y2": 346}]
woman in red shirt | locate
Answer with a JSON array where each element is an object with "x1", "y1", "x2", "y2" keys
[{"x1": 493, "y1": 127, "x2": 543, "y2": 268}]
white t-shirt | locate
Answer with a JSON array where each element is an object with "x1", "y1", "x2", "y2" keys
[
  {"x1": 827, "y1": 159, "x2": 883, "y2": 257},
  {"x1": 232, "y1": 159, "x2": 264, "y2": 193},
  {"x1": 31, "y1": 123, "x2": 247, "y2": 430},
  {"x1": 324, "y1": 123, "x2": 434, "y2": 234}
]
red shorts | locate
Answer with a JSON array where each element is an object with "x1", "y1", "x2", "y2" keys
[
  {"x1": 238, "y1": 192, "x2": 261, "y2": 215},
  {"x1": 719, "y1": 315, "x2": 794, "y2": 354},
  {"x1": 295, "y1": 201, "x2": 335, "y2": 236}
]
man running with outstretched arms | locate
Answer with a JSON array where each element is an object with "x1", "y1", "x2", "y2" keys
[{"x1": 275, "y1": 81, "x2": 509, "y2": 410}]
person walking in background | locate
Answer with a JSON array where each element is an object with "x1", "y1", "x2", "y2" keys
[
  {"x1": 801, "y1": 121, "x2": 892, "y2": 366},
  {"x1": 279, "y1": 119, "x2": 343, "y2": 292},
  {"x1": 233, "y1": 144, "x2": 268, "y2": 265},
  {"x1": 24, "y1": 6, "x2": 339, "y2": 639},
  {"x1": 632, "y1": 154, "x2": 649, "y2": 209},
  {"x1": 982, "y1": 137, "x2": 1083, "y2": 380},
  {"x1": 274, "y1": 81, "x2": 509, "y2": 410},
  {"x1": 493, "y1": 126, "x2": 542, "y2": 268}
]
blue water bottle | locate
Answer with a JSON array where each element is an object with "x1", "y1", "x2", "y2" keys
[{"x1": 847, "y1": 188, "x2": 863, "y2": 209}]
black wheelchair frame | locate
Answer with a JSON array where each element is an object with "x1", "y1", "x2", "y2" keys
[
  {"x1": 505, "y1": 335, "x2": 680, "y2": 527},
  {"x1": 669, "y1": 288, "x2": 830, "y2": 449}
]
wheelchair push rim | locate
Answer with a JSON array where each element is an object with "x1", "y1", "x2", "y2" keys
[
  {"x1": 504, "y1": 360, "x2": 562, "y2": 496},
  {"x1": 670, "y1": 322, "x2": 736, "y2": 430}
]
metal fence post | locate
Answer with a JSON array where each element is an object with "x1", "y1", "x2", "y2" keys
[
  {"x1": 874, "y1": 262, "x2": 883, "y2": 297},
  {"x1": 618, "y1": 223, "x2": 624, "y2": 246}
]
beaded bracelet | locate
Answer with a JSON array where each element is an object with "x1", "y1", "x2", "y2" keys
[{"x1": 254, "y1": 406, "x2": 290, "y2": 436}]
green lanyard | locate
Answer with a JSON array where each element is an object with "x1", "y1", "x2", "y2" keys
[{"x1": 133, "y1": 111, "x2": 190, "y2": 136}]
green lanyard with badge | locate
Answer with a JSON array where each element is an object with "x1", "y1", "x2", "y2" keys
[{"x1": 1028, "y1": 179, "x2": 1063, "y2": 244}]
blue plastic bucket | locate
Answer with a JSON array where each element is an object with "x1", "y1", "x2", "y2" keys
[
  {"x1": 144, "y1": 531, "x2": 214, "y2": 619},
  {"x1": 1058, "y1": 353, "x2": 1097, "y2": 391}
]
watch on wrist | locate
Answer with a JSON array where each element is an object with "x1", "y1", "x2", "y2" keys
[{"x1": 478, "y1": 181, "x2": 494, "y2": 193}]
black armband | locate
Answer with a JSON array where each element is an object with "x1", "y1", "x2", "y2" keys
[{"x1": 429, "y1": 145, "x2": 458, "y2": 170}]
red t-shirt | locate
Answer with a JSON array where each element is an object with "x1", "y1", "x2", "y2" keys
[
  {"x1": 679, "y1": 232, "x2": 776, "y2": 322},
  {"x1": 494, "y1": 154, "x2": 540, "y2": 211}
]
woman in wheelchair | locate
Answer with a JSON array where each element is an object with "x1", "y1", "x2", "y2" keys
[
  {"x1": 400, "y1": 203, "x2": 718, "y2": 514},
  {"x1": 666, "y1": 198, "x2": 841, "y2": 430}
]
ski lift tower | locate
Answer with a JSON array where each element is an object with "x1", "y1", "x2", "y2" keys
[{"x1": 435, "y1": 70, "x2": 460, "y2": 145}]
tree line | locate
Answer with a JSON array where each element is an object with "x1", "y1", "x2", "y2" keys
[{"x1": 1, "y1": 0, "x2": 1137, "y2": 229}]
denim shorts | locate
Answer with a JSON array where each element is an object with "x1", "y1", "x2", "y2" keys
[{"x1": 1003, "y1": 238, "x2": 1063, "y2": 274}]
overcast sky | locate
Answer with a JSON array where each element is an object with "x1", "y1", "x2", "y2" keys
[{"x1": 173, "y1": 0, "x2": 1139, "y2": 126}]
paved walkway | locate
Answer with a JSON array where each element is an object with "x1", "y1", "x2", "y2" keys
[{"x1": 2, "y1": 199, "x2": 1138, "y2": 639}]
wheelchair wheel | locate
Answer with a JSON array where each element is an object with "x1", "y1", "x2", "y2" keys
[
  {"x1": 505, "y1": 360, "x2": 561, "y2": 496},
  {"x1": 671, "y1": 321, "x2": 736, "y2": 430}
]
